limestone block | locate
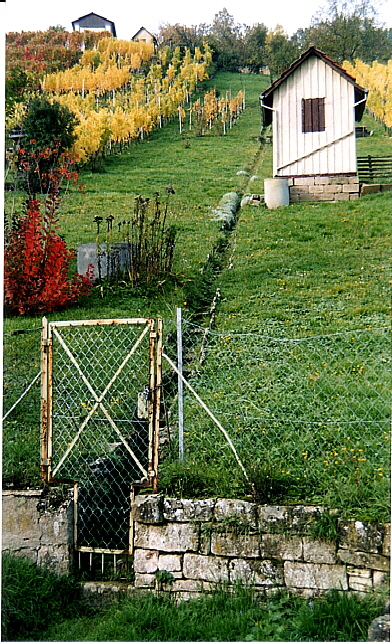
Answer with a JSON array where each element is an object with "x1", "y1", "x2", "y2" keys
[
  {"x1": 293, "y1": 177, "x2": 315, "y2": 186},
  {"x1": 337, "y1": 549, "x2": 389, "y2": 572},
  {"x1": 368, "y1": 614, "x2": 390, "y2": 642},
  {"x1": 381, "y1": 184, "x2": 392, "y2": 192},
  {"x1": 342, "y1": 184, "x2": 359, "y2": 193},
  {"x1": 134, "y1": 573, "x2": 156, "y2": 588},
  {"x1": 211, "y1": 532, "x2": 260, "y2": 557},
  {"x1": 183, "y1": 553, "x2": 229, "y2": 582},
  {"x1": 347, "y1": 567, "x2": 373, "y2": 591},
  {"x1": 291, "y1": 506, "x2": 323, "y2": 530},
  {"x1": 302, "y1": 538, "x2": 336, "y2": 564},
  {"x1": 314, "y1": 176, "x2": 332, "y2": 185},
  {"x1": 158, "y1": 554, "x2": 182, "y2": 572},
  {"x1": 309, "y1": 185, "x2": 324, "y2": 194},
  {"x1": 290, "y1": 186, "x2": 310, "y2": 194},
  {"x1": 361, "y1": 184, "x2": 381, "y2": 195},
  {"x1": 134, "y1": 522, "x2": 199, "y2": 552},
  {"x1": 132, "y1": 494, "x2": 163, "y2": 524},
  {"x1": 339, "y1": 520, "x2": 383, "y2": 553},
  {"x1": 284, "y1": 562, "x2": 348, "y2": 590},
  {"x1": 163, "y1": 497, "x2": 215, "y2": 522},
  {"x1": 258, "y1": 505, "x2": 291, "y2": 531},
  {"x1": 214, "y1": 498, "x2": 257, "y2": 528},
  {"x1": 333, "y1": 193, "x2": 350, "y2": 201},
  {"x1": 324, "y1": 184, "x2": 342, "y2": 193},
  {"x1": 229, "y1": 558, "x2": 284, "y2": 586},
  {"x1": 260, "y1": 534, "x2": 302, "y2": 561},
  {"x1": 134, "y1": 549, "x2": 158, "y2": 574},
  {"x1": 348, "y1": 176, "x2": 359, "y2": 184},
  {"x1": 383, "y1": 524, "x2": 390, "y2": 556},
  {"x1": 373, "y1": 571, "x2": 389, "y2": 589},
  {"x1": 37, "y1": 545, "x2": 70, "y2": 573},
  {"x1": 349, "y1": 194, "x2": 359, "y2": 200},
  {"x1": 170, "y1": 579, "x2": 205, "y2": 592}
]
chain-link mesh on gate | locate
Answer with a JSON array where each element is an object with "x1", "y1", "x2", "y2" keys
[
  {"x1": 163, "y1": 322, "x2": 390, "y2": 517},
  {"x1": 41, "y1": 318, "x2": 162, "y2": 553}
]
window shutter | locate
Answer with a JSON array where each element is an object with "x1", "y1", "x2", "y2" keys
[{"x1": 302, "y1": 98, "x2": 325, "y2": 132}]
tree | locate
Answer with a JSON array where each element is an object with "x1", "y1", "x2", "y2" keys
[
  {"x1": 243, "y1": 23, "x2": 268, "y2": 72},
  {"x1": 18, "y1": 97, "x2": 79, "y2": 195},
  {"x1": 265, "y1": 26, "x2": 299, "y2": 79},
  {"x1": 208, "y1": 8, "x2": 244, "y2": 71},
  {"x1": 299, "y1": 0, "x2": 392, "y2": 63},
  {"x1": 157, "y1": 23, "x2": 207, "y2": 52}
]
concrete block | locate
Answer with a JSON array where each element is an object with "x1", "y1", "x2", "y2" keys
[
  {"x1": 229, "y1": 557, "x2": 284, "y2": 586},
  {"x1": 211, "y1": 532, "x2": 260, "y2": 557},
  {"x1": 163, "y1": 497, "x2": 215, "y2": 522},
  {"x1": 183, "y1": 553, "x2": 229, "y2": 582},
  {"x1": 284, "y1": 561, "x2": 348, "y2": 590},
  {"x1": 134, "y1": 522, "x2": 199, "y2": 552}
]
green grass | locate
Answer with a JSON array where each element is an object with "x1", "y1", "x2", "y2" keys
[
  {"x1": 1, "y1": 552, "x2": 85, "y2": 640},
  {"x1": 3, "y1": 74, "x2": 391, "y2": 520}
]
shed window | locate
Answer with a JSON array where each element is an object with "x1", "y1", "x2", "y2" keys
[{"x1": 302, "y1": 98, "x2": 325, "y2": 132}]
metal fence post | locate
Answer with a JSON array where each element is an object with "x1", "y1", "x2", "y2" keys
[{"x1": 176, "y1": 307, "x2": 184, "y2": 462}]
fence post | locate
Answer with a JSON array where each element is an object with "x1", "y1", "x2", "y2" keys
[{"x1": 176, "y1": 307, "x2": 184, "y2": 462}]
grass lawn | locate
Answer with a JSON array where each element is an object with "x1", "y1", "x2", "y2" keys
[{"x1": 3, "y1": 72, "x2": 391, "y2": 520}]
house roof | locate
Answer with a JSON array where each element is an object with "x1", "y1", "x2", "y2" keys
[
  {"x1": 72, "y1": 12, "x2": 116, "y2": 37},
  {"x1": 261, "y1": 46, "x2": 367, "y2": 126},
  {"x1": 131, "y1": 26, "x2": 157, "y2": 43}
]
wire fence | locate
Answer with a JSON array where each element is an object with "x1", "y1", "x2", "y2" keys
[
  {"x1": 3, "y1": 317, "x2": 390, "y2": 517},
  {"x1": 162, "y1": 320, "x2": 391, "y2": 515}
]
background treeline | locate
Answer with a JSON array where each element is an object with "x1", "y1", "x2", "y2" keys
[{"x1": 157, "y1": 0, "x2": 391, "y2": 75}]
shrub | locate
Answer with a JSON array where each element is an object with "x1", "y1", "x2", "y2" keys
[{"x1": 4, "y1": 195, "x2": 93, "y2": 315}]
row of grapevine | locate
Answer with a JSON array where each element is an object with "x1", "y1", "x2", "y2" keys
[
  {"x1": 343, "y1": 59, "x2": 392, "y2": 127},
  {"x1": 7, "y1": 42, "x2": 215, "y2": 165},
  {"x1": 6, "y1": 30, "x2": 110, "y2": 82}
]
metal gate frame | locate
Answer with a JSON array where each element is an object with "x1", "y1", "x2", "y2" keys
[{"x1": 40, "y1": 317, "x2": 162, "y2": 558}]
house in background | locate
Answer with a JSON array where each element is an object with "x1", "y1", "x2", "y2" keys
[
  {"x1": 260, "y1": 46, "x2": 367, "y2": 203},
  {"x1": 72, "y1": 12, "x2": 117, "y2": 37},
  {"x1": 132, "y1": 27, "x2": 157, "y2": 48}
]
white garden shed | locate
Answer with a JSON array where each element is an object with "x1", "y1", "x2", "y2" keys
[{"x1": 260, "y1": 46, "x2": 367, "y2": 203}]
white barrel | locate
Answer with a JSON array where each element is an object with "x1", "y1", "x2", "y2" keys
[{"x1": 264, "y1": 177, "x2": 289, "y2": 209}]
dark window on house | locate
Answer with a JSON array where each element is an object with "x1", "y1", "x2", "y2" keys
[{"x1": 302, "y1": 98, "x2": 325, "y2": 132}]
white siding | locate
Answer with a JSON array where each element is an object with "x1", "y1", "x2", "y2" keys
[{"x1": 273, "y1": 57, "x2": 357, "y2": 176}]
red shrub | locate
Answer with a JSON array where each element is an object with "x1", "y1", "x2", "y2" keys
[{"x1": 4, "y1": 198, "x2": 93, "y2": 315}]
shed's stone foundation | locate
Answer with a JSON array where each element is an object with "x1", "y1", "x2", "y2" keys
[{"x1": 287, "y1": 174, "x2": 360, "y2": 203}]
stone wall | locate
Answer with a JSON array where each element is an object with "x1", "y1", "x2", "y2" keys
[
  {"x1": 132, "y1": 496, "x2": 390, "y2": 598},
  {"x1": 2, "y1": 489, "x2": 74, "y2": 574},
  {"x1": 288, "y1": 174, "x2": 360, "y2": 203}
]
